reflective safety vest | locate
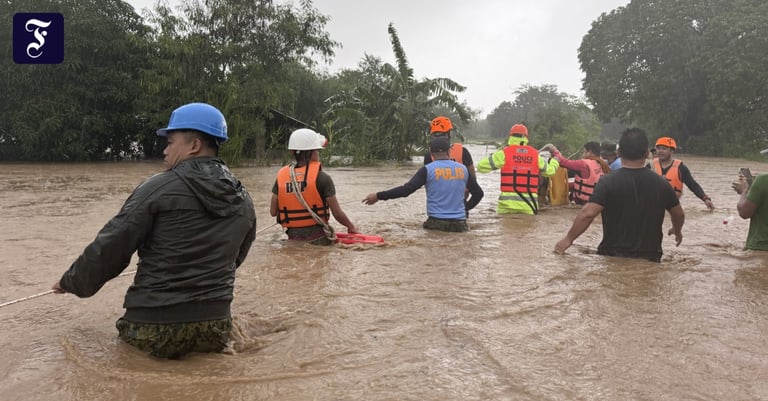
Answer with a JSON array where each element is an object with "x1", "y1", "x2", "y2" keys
[
  {"x1": 652, "y1": 158, "x2": 683, "y2": 198},
  {"x1": 572, "y1": 159, "x2": 605, "y2": 203},
  {"x1": 500, "y1": 145, "x2": 539, "y2": 195},
  {"x1": 275, "y1": 161, "x2": 330, "y2": 228}
]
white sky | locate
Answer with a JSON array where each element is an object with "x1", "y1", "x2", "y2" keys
[{"x1": 126, "y1": 0, "x2": 630, "y2": 117}]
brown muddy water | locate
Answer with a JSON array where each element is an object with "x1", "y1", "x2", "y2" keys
[{"x1": 1, "y1": 147, "x2": 768, "y2": 401}]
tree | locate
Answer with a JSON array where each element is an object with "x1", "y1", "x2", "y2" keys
[
  {"x1": 579, "y1": 0, "x2": 768, "y2": 155},
  {"x1": 485, "y1": 101, "x2": 521, "y2": 139},
  {"x1": 0, "y1": 0, "x2": 151, "y2": 161},
  {"x1": 479, "y1": 85, "x2": 600, "y2": 153},
  {"x1": 324, "y1": 23, "x2": 471, "y2": 162},
  {"x1": 695, "y1": 0, "x2": 768, "y2": 154},
  {"x1": 138, "y1": 0, "x2": 338, "y2": 163}
]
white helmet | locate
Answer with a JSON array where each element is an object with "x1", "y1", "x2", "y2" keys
[{"x1": 288, "y1": 128, "x2": 327, "y2": 151}]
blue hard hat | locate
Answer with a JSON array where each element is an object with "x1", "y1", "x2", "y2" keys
[{"x1": 156, "y1": 102, "x2": 228, "y2": 143}]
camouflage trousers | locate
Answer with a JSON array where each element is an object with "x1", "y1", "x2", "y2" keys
[
  {"x1": 116, "y1": 317, "x2": 232, "y2": 359},
  {"x1": 422, "y1": 216, "x2": 469, "y2": 232}
]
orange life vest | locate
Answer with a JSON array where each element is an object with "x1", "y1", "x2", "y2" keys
[
  {"x1": 500, "y1": 145, "x2": 539, "y2": 194},
  {"x1": 572, "y1": 159, "x2": 605, "y2": 203},
  {"x1": 448, "y1": 143, "x2": 464, "y2": 164},
  {"x1": 429, "y1": 143, "x2": 465, "y2": 165},
  {"x1": 275, "y1": 161, "x2": 330, "y2": 228},
  {"x1": 652, "y1": 158, "x2": 683, "y2": 198}
]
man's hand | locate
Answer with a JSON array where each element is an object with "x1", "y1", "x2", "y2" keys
[
  {"x1": 554, "y1": 237, "x2": 573, "y2": 254},
  {"x1": 52, "y1": 281, "x2": 66, "y2": 294},
  {"x1": 542, "y1": 143, "x2": 557, "y2": 154},
  {"x1": 667, "y1": 228, "x2": 683, "y2": 246},
  {"x1": 703, "y1": 198, "x2": 715, "y2": 211},
  {"x1": 732, "y1": 177, "x2": 749, "y2": 195},
  {"x1": 362, "y1": 193, "x2": 378, "y2": 205}
]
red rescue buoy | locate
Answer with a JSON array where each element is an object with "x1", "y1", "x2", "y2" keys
[{"x1": 335, "y1": 232, "x2": 385, "y2": 245}]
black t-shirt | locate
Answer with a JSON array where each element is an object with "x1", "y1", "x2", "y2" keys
[{"x1": 589, "y1": 167, "x2": 680, "y2": 262}]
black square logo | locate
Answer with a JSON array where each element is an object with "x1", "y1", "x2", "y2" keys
[{"x1": 13, "y1": 13, "x2": 64, "y2": 64}]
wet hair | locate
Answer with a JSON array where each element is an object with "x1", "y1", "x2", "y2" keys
[
  {"x1": 584, "y1": 141, "x2": 601, "y2": 155},
  {"x1": 617, "y1": 128, "x2": 649, "y2": 161},
  {"x1": 600, "y1": 142, "x2": 617, "y2": 156}
]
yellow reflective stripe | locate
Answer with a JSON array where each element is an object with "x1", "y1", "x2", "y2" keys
[
  {"x1": 499, "y1": 193, "x2": 539, "y2": 202},
  {"x1": 487, "y1": 156, "x2": 498, "y2": 170}
]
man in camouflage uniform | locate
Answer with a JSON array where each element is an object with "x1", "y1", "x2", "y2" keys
[{"x1": 53, "y1": 103, "x2": 256, "y2": 359}]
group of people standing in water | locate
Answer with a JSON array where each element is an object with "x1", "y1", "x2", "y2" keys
[
  {"x1": 49, "y1": 103, "x2": 766, "y2": 359},
  {"x1": 274, "y1": 114, "x2": 767, "y2": 261}
]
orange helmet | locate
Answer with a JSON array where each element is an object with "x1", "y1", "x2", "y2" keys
[
  {"x1": 655, "y1": 137, "x2": 676, "y2": 150},
  {"x1": 509, "y1": 123, "x2": 528, "y2": 137},
  {"x1": 429, "y1": 116, "x2": 453, "y2": 135}
]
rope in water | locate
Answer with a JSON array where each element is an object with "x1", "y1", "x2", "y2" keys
[
  {"x1": 256, "y1": 222, "x2": 279, "y2": 234},
  {"x1": 0, "y1": 290, "x2": 54, "y2": 308},
  {"x1": 2, "y1": 201, "x2": 359, "y2": 309},
  {"x1": 0, "y1": 270, "x2": 138, "y2": 309}
]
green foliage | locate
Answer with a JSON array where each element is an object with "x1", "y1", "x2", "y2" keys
[
  {"x1": 696, "y1": 0, "x2": 768, "y2": 155},
  {"x1": 3, "y1": 0, "x2": 765, "y2": 163},
  {"x1": 471, "y1": 84, "x2": 601, "y2": 154},
  {"x1": 579, "y1": 0, "x2": 768, "y2": 156},
  {"x1": 1, "y1": 0, "x2": 338, "y2": 163},
  {"x1": 323, "y1": 23, "x2": 472, "y2": 163},
  {"x1": 0, "y1": 0, "x2": 150, "y2": 161},
  {"x1": 136, "y1": 0, "x2": 338, "y2": 161},
  {"x1": 484, "y1": 101, "x2": 519, "y2": 139}
]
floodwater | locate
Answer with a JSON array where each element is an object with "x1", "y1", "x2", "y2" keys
[{"x1": 1, "y1": 146, "x2": 767, "y2": 401}]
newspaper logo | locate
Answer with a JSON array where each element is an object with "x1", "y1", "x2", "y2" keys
[{"x1": 13, "y1": 13, "x2": 64, "y2": 64}]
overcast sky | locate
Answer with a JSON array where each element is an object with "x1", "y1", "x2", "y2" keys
[{"x1": 125, "y1": 0, "x2": 630, "y2": 117}]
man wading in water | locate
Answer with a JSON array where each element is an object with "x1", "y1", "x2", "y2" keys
[
  {"x1": 363, "y1": 136, "x2": 483, "y2": 232},
  {"x1": 52, "y1": 103, "x2": 257, "y2": 359},
  {"x1": 270, "y1": 128, "x2": 357, "y2": 245},
  {"x1": 555, "y1": 128, "x2": 684, "y2": 262}
]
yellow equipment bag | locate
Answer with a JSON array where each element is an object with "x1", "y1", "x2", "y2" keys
[{"x1": 548, "y1": 167, "x2": 569, "y2": 206}]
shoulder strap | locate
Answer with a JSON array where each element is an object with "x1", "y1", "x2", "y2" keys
[{"x1": 290, "y1": 163, "x2": 335, "y2": 240}]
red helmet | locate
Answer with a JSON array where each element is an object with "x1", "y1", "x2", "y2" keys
[
  {"x1": 430, "y1": 116, "x2": 453, "y2": 135},
  {"x1": 509, "y1": 123, "x2": 528, "y2": 137}
]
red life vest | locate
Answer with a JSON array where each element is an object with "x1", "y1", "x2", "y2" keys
[
  {"x1": 572, "y1": 159, "x2": 605, "y2": 203},
  {"x1": 275, "y1": 161, "x2": 330, "y2": 228},
  {"x1": 652, "y1": 158, "x2": 683, "y2": 198},
  {"x1": 500, "y1": 145, "x2": 539, "y2": 194}
]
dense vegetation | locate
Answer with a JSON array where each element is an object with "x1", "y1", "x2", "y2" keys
[
  {"x1": 579, "y1": 0, "x2": 768, "y2": 155},
  {"x1": 1, "y1": 0, "x2": 765, "y2": 162},
  {"x1": 467, "y1": 84, "x2": 603, "y2": 155}
]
